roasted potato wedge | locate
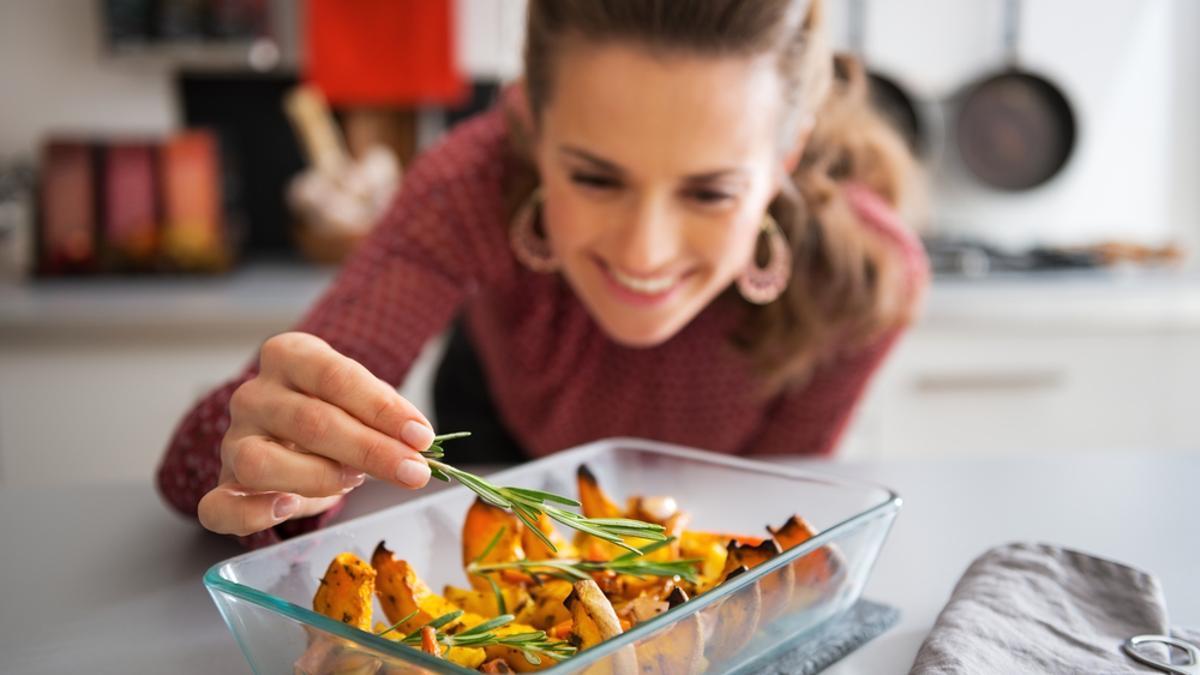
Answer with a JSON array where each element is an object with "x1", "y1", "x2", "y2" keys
[
  {"x1": 372, "y1": 543, "x2": 464, "y2": 634},
  {"x1": 634, "y1": 612, "x2": 704, "y2": 675},
  {"x1": 565, "y1": 579, "x2": 637, "y2": 675},
  {"x1": 768, "y1": 515, "x2": 836, "y2": 587},
  {"x1": 576, "y1": 465, "x2": 623, "y2": 520},
  {"x1": 521, "y1": 510, "x2": 573, "y2": 560},
  {"x1": 313, "y1": 552, "x2": 376, "y2": 631},
  {"x1": 720, "y1": 538, "x2": 794, "y2": 621},
  {"x1": 444, "y1": 584, "x2": 532, "y2": 620},
  {"x1": 678, "y1": 531, "x2": 730, "y2": 592},
  {"x1": 463, "y1": 499, "x2": 527, "y2": 591},
  {"x1": 702, "y1": 565, "x2": 762, "y2": 664},
  {"x1": 515, "y1": 579, "x2": 573, "y2": 630}
]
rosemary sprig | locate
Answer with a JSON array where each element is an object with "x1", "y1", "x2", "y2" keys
[
  {"x1": 423, "y1": 432, "x2": 666, "y2": 555},
  {"x1": 398, "y1": 610, "x2": 576, "y2": 665},
  {"x1": 468, "y1": 537, "x2": 703, "y2": 584},
  {"x1": 473, "y1": 527, "x2": 508, "y2": 616},
  {"x1": 375, "y1": 610, "x2": 420, "y2": 638}
]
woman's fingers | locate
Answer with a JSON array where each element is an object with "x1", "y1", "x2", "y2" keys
[
  {"x1": 221, "y1": 434, "x2": 365, "y2": 498},
  {"x1": 240, "y1": 380, "x2": 431, "y2": 488},
  {"x1": 197, "y1": 484, "x2": 343, "y2": 537},
  {"x1": 259, "y1": 333, "x2": 435, "y2": 450}
]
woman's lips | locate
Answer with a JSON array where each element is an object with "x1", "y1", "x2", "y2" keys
[{"x1": 593, "y1": 256, "x2": 691, "y2": 308}]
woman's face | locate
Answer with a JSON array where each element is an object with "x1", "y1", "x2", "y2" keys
[{"x1": 533, "y1": 43, "x2": 796, "y2": 348}]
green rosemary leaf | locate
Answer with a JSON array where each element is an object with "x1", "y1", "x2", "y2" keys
[
  {"x1": 421, "y1": 431, "x2": 666, "y2": 558},
  {"x1": 485, "y1": 574, "x2": 507, "y2": 616},
  {"x1": 457, "y1": 614, "x2": 515, "y2": 637},
  {"x1": 375, "y1": 609, "x2": 420, "y2": 637},
  {"x1": 503, "y1": 487, "x2": 583, "y2": 507},
  {"x1": 423, "y1": 610, "x2": 464, "y2": 632},
  {"x1": 473, "y1": 526, "x2": 506, "y2": 564}
]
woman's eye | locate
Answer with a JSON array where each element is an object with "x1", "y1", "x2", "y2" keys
[
  {"x1": 687, "y1": 188, "x2": 733, "y2": 204},
  {"x1": 570, "y1": 173, "x2": 620, "y2": 190}
]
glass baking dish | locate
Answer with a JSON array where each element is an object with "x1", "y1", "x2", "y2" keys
[{"x1": 205, "y1": 437, "x2": 901, "y2": 674}]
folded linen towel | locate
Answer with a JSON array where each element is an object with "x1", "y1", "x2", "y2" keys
[{"x1": 910, "y1": 542, "x2": 1196, "y2": 674}]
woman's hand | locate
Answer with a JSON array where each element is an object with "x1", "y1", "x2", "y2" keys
[{"x1": 198, "y1": 332, "x2": 435, "y2": 537}]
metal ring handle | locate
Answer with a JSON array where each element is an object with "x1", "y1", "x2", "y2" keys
[{"x1": 1123, "y1": 634, "x2": 1200, "y2": 675}]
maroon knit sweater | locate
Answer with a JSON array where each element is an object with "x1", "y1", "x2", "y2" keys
[{"x1": 156, "y1": 95, "x2": 929, "y2": 549}]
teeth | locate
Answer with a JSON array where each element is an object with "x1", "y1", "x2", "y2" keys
[{"x1": 609, "y1": 267, "x2": 679, "y2": 294}]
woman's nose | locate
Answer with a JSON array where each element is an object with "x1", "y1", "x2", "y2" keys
[{"x1": 612, "y1": 197, "x2": 682, "y2": 275}]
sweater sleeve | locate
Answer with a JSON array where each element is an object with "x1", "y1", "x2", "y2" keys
[
  {"x1": 155, "y1": 113, "x2": 515, "y2": 549},
  {"x1": 749, "y1": 183, "x2": 930, "y2": 456}
]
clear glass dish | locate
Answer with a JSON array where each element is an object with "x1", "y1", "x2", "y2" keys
[{"x1": 205, "y1": 437, "x2": 901, "y2": 674}]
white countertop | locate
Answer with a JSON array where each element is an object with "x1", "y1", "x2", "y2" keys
[
  {"x1": 4, "y1": 263, "x2": 1200, "y2": 337},
  {"x1": 1, "y1": 450, "x2": 1196, "y2": 674},
  {"x1": 0, "y1": 262, "x2": 336, "y2": 339}
]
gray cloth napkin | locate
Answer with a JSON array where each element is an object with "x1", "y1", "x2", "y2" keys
[{"x1": 910, "y1": 542, "x2": 1196, "y2": 674}]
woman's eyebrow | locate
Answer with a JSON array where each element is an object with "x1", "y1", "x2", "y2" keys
[
  {"x1": 560, "y1": 145, "x2": 626, "y2": 176},
  {"x1": 559, "y1": 145, "x2": 747, "y2": 181}
]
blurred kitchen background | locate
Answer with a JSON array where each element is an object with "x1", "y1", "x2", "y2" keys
[{"x1": 0, "y1": 0, "x2": 1197, "y2": 490}]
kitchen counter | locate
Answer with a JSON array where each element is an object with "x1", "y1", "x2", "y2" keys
[
  {"x1": 2, "y1": 450, "x2": 1196, "y2": 674},
  {"x1": 4, "y1": 263, "x2": 1200, "y2": 339},
  {"x1": 923, "y1": 268, "x2": 1200, "y2": 332},
  {"x1": 0, "y1": 262, "x2": 336, "y2": 340}
]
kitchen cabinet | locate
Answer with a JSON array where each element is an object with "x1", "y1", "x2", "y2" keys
[
  {"x1": 842, "y1": 277, "x2": 1200, "y2": 459},
  {"x1": 0, "y1": 330, "x2": 445, "y2": 488},
  {"x1": 3, "y1": 268, "x2": 1199, "y2": 487}
]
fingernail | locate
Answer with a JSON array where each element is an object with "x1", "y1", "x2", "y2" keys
[
  {"x1": 273, "y1": 495, "x2": 300, "y2": 520},
  {"x1": 340, "y1": 467, "x2": 367, "y2": 490},
  {"x1": 400, "y1": 420, "x2": 435, "y2": 451},
  {"x1": 396, "y1": 458, "x2": 431, "y2": 488}
]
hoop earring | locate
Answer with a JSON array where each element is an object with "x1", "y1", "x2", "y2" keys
[
  {"x1": 737, "y1": 212, "x2": 792, "y2": 305},
  {"x1": 509, "y1": 188, "x2": 560, "y2": 273}
]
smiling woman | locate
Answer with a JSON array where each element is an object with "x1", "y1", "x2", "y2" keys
[{"x1": 156, "y1": 0, "x2": 929, "y2": 549}]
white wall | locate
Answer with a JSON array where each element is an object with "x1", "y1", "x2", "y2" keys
[{"x1": 0, "y1": 1, "x2": 177, "y2": 162}]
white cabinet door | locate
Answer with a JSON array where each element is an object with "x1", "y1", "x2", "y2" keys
[
  {"x1": 846, "y1": 328, "x2": 1187, "y2": 458},
  {"x1": 0, "y1": 339, "x2": 256, "y2": 486}
]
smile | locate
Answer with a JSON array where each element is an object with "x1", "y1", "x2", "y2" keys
[{"x1": 608, "y1": 266, "x2": 680, "y2": 294}]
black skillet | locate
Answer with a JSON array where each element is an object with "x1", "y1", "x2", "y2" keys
[{"x1": 955, "y1": 0, "x2": 1077, "y2": 190}]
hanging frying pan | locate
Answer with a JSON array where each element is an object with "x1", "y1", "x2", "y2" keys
[
  {"x1": 848, "y1": 0, "x2": 926, "y2": 156},
  {"x1": 955, "y1": 0, "x2": 1077, "y2": 190}
]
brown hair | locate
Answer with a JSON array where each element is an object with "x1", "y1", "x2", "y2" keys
[{"x1": 512, "y1": 0, "x2": 923, "y2": 393}]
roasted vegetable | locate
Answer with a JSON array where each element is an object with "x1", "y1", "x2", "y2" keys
[
  {"x1": 767, "y1": 515, "x2": 836, "y2": 586},
  {"x1": 678, "y1": 531, "x2": 730, "y2": 592},
  {"x1": 311, "y1": 461, "x2": 837, "y2": 673},
  {"x1": 565, "y1": 579, "x2": 637, "y2": 675},
  {"x1": 577, "y1": 466, "x2": 623, "y2": 520},
  {"x1": 721, "y1": 538, "x2": 794, "y2": 621},
  {"x1": 463, "y1": 499, "x2": 527, "y2": 591},
  {"x1": 634, "y1": 611, "x2": 703, "y2": 675},
  {"x1": 313, "y1": 553, "x2": 376, "y2": 631},
  {"x1": 420, "y1": 626, "x2": 442, "y2": 658},
  {"x1": 372, "y1": 543, "x2": 464, "y2": 634},
  {"x1": 516, "y1": 579, "x2": 573, "y2": 630},
  {"x1": 702, "y1": 566, "x2": 762, "y2": 663},
  {"x1": 521, "y1": 510, "x2": 573, "y2": 560},
  {"x1": 445, "y1": 584, "x2": 533, "y2": 620}
]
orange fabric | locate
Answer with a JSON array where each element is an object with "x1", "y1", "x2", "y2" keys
[{"x1": 305, "y1": 0, "x2": 466, "y2": 106}]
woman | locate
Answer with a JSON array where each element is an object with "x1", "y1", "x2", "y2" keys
[{"x1": 158, "y1": 0, "x2": 928, "y2": 548}]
